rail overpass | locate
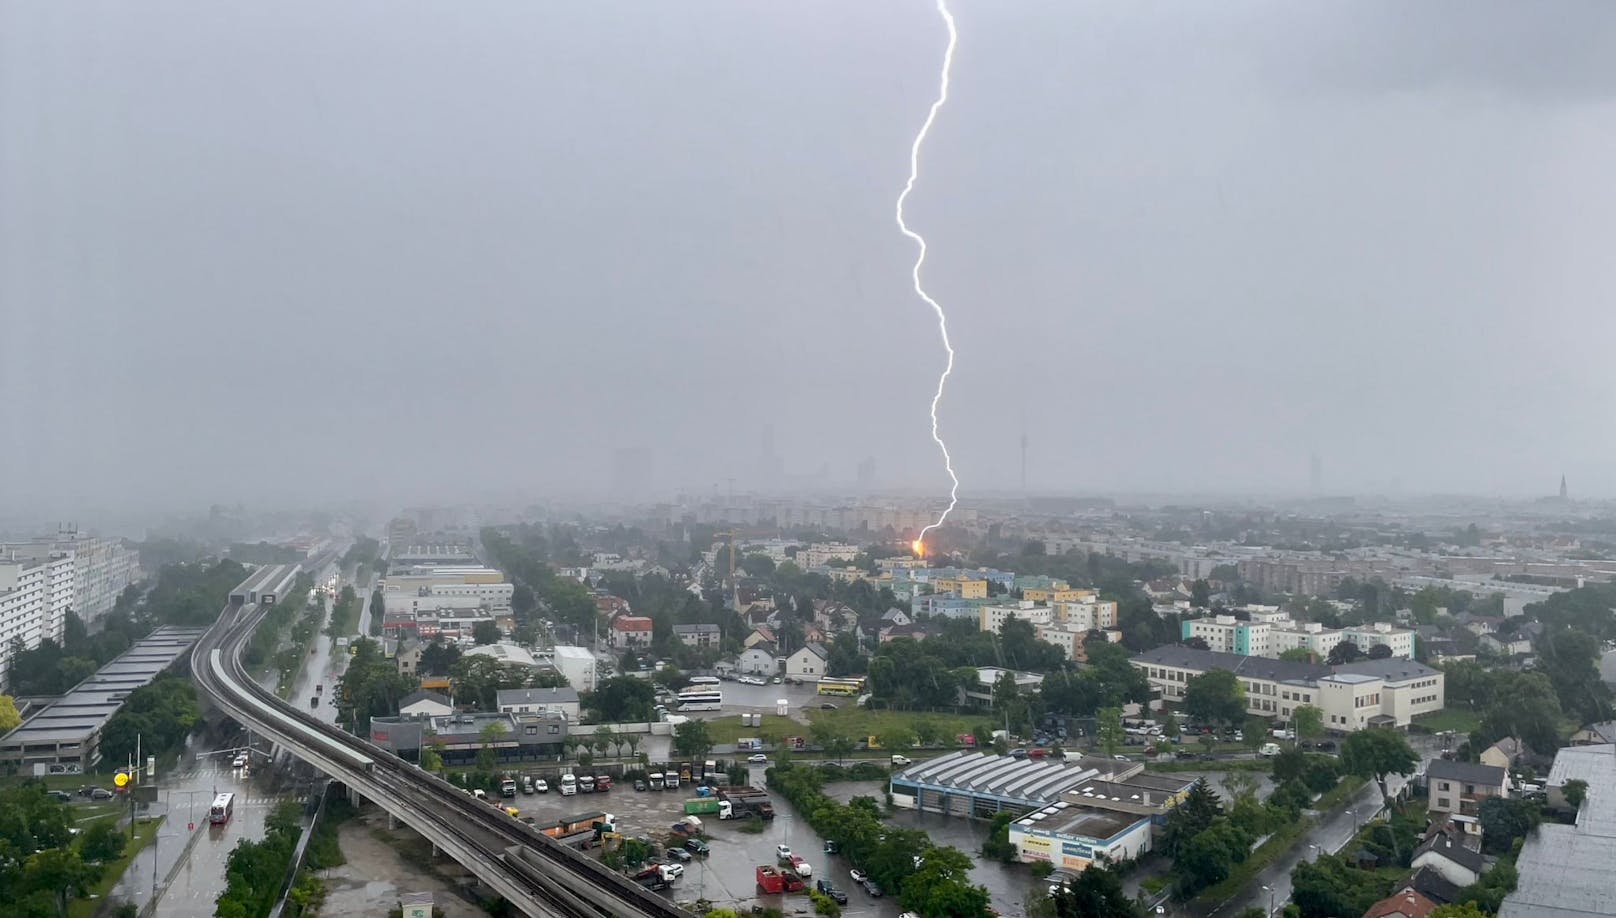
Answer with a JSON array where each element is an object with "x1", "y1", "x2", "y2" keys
[{"x1": 192, "y1": 573, "x2": 688, "y2": 918}]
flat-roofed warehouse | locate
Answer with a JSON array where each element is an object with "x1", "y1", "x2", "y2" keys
[
  {"x1": 0, "y1": 626, "x2": 208, "y2": 771},
  {"x1": 890, "y1": 750, "x2": 1139, "y2": 817}
]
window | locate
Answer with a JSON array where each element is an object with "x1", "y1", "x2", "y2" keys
[
  {"x1": 525, "y1": 725, "x2": 538, "y2": 736},
  {"x1": 548, "y1": 725, "x2": 560, "y2": 734}
]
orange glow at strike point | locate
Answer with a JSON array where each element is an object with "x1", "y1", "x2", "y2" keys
[{"x1": 912, "y1": 539, "x2": 926, "y2": 558}]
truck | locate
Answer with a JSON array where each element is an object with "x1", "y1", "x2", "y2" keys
[
  {"x1": 500, "y1": 777, "x2": 518, "y2": 798},
  {"x1": 663, "y1": 771, "x2": 681, "y2": 791},
  {"x1": 684, "y1": 798, "x2": 723, "y2": 816},
  {"x1": 718, "y1": 790, "x2": 775, "y2": 820},
  {"x1": 559, "y1": 774, "x2": 577, "y2": 796},
  {"x1": 647, "y1": 772, "x2": 664, "y2": 790},
  {"x1": 756, "y1": 865, "x2": 805, "y2": 894},
  {"x1": 634, "y1": 864, "x2": 678, "y2": 889}
]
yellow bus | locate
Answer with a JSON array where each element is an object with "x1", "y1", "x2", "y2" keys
[{"x1": 816, "y1": 677, "x2": 865, "y2": 697}]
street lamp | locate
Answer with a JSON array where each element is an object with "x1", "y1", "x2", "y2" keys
[{"x1": 1261, "y1": 884, "x2": 1275, "y2": 916}]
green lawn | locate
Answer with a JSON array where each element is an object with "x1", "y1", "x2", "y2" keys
[
  {"x1": 1412, "y1": 709, "x2": 1482, "y2": 734},
  {"x1": 70, "y1": 815, "x2": 163, "y2": 918},
  {"x1": 804, "y1": 707, "x2": 990, "y2": 744},
  {"x1": 705, "y1": 714, "x2": 804, "y2": 746}
]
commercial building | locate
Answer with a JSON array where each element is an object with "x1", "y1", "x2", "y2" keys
[
  {"x1": 368, "y1": 710, "x2": 569, "y2": 765},
  {"x1": 497, "y1": 687, "x2": 582, "y2": 724},
  {"x1": 0, "y1": 626, "x2": 207, "y2": 770},
  {"x1": 544, "y1": 645, "x2": 597, "y2": 692},
  {"x1": 1009, "y1": 772, "x2": 1195, "y2": 872},
  {"x1": 1131, "y1": 646, "x2": 1444, "y2": 729},
  {"x1": 891, "y1": 750, "x2": 1133, "y2": 817},
  {"x1": 379, "y1": 564, "x2": 513, "y2": 643},
  {"x1": 1504, "y1": 743, "x2": 1616, "y2": 917},
  {"x1": 0, "y1": 550, "x2": 76, "y2": 684}
]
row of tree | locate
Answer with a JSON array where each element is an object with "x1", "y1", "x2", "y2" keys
[{"x1": 216, "y1": 800, "x2": 306, "y2": 918}]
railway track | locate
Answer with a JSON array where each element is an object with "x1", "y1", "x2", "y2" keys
[{"x1": 191, "y1": 601, "x2": 689, "y2": 918}]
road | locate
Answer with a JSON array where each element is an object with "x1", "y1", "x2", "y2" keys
[
  {"x1": 115, "y1": 565, "x2": 368, "y2": 916},
  {"x1": 1207, "y1": 731, "x2": 1446, "y2": 917}
]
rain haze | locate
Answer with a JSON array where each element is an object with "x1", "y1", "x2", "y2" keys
[{"x1": 6, "y1": 0, "x2": 1616, "y2": 518}]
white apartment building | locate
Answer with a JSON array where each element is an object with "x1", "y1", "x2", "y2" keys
[
  {"x1": 1130, "y1": 646, "x2": 1444, "y2": 730},
  {"x1": 1, "y1": 536, "x2": 140, "y2": 626},
  {"x1": 795, "y1": 543, "x2": 862, "y2": 569},
  {"x1": 980, "y1": 601, "x2": 1053, "y2": 635},
  {"x1": 0, "y1": 553, "x2": 76, "y2": 685},
  {"x1": 1053, "y1": 598, "x2": 1119, "y2": 631},
  {"x1": 1181, "y1": 614, "x2": 1418, "y2": 661},
  {"x1": 383, "y1": 565, "x2": 514, "y2": 614}
]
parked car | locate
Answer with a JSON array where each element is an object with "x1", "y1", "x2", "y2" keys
[
  {"x1": 775, "y1": 844, "x2": 792, "y2": 860},
  {"x1": 665, "y1": 847, "x2": 693, "y2": 863},
  {"x1": 815, "y1": 879, "x2": 849, "y2": 905},
  {"x1": 747, "y1": 753, "x2": 768, "y2": 764},
  {"x1": 633, "y1": 779, "x2": 647, "y2": 791},
  {"x1": 849, "y1": 868, "x2": 868, "y2": 883},
  {"x1": 533, "y1": 778, "x2": 549, "y2": 793},
  {"x1": 684, "y1": 838, "x2": 710, "y2": 855},
  {"x1": 860, "y1": 878, "x2": 884, "y2": 897},
  {"x1": 47, "y1": 790, "x2": 72, "y2": 803},
  {"x1": 89, "y1": 787, "x2": 114, "y2": 800},
  {"x1": 819, "y1": 703, "x2": 837, "y2": 710}
]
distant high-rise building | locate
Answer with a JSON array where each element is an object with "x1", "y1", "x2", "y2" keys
[
  {"x1": 758, "y1": 425, "x2": 783, "y2": 488},
  {"x1": 1310, "y1": 452, "x2": 1323, "y2": 493},
  {"x1": 856, "y1": 457, "x2": 876, "y2": 489},
  {"x1": 611, "y1": 447, "x2": 654, "y2": 501},
  {"x1": 1561, "y1": 474, "x2": 1569, "y2": 500}
]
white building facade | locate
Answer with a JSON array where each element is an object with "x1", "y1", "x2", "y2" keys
[{"x1": 0, "y1": 553, "x2": 76, "y2": 684}]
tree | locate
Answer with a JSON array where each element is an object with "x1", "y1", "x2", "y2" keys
[
  {"x1": 1477, "y1": 796, "x2": 1539, "y2": 855},
  {"x1": 594, "y1": 726, "x2": 618, "y2": 759},
  {"x1": 418, "y1": 745, "x2": 443, "y2": 772},
  {"x1": 79, "y1": 819, "x2": 126, "y2": 863},
  {"x1": 1176, "y1": 820, "x2": 1248, "y2": 894},
  {"x1": 1184, "y1": 669, "x2": 1247, "y2": 727},
  {"x1": 1279, "y1": 648, "x2": 1315, "y2": 663},
  {"x1": 1292, "y1": 705, "x2": 1324, "y2": 744},
  {"x1": 1161, "y1": 778, "x2": 1223, "y2": 859},
  {"x1": 1367, "y1": 643, "x2": 1394, "y2": 660},
  {"x1": 1047, "y1": 865, "x2": 1142, "y2": 917},
  {"x1": 1191, "y1": 579, "x2": 1212, "y2": 608},
  {"x1": 1430, "y1": 905, "x2": 1491, "y2": 918},
  {"x1": 673, "y1": 719, "x2": 714, "y2": 759},
  {"x1": 1565, "y1": 778, "x2": 1589, "y2": 810},
  {"x1": 0, "y1": 694, "x2": 21, "y2": 732},
  {"x1": 1339, "y1": 728, "x2": 1416, "y2": 808},
  {"x1": 477, "y1": 721, "x2": 508, "y2": 774},
  {"x1": 879, "y1": 725, "x2": 916, "y2": 752},
  {"x1": 23, "y1": 846, "x2": 99, "y2": 917},
  {"x1": 1095, "y1": 707, "x2": 1124, "y2": 758},
  {"x1": 586, "y1": 676, "x2": 656, "y2": 722},
  {"x1": 1327, "y1": 642, "x2": 1365, "y2": 665},
  {"x1": 472, "y1": 620, "x2": 500, "y2": 645}
]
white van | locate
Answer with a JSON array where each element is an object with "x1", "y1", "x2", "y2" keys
[{"x1": 560, "y1": 774, "x2": 578, "y2": 796}]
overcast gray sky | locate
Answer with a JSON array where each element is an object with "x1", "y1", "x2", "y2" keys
[{"x1": 5, "y1": 0, "x2": 1616, "y2": 517}]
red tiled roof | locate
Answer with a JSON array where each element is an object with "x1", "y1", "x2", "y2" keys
[
  {"x1": 1363, "y1": 890, "x2": 1438, "y2": 918},
  {"x1": 612, "y1": 616, "x2": 654, "y2": 632}
]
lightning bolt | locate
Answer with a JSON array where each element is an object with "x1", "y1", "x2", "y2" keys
[{"x1": 900, "y1": 0, "x2": 959, "y2": 559}]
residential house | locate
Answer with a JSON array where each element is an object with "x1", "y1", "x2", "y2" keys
[
  {"x1": 1363, "y1": 890, "x2": 1439, "y2": 918},
  {"x1": 396, "y1": 639, "x2": 425, "y2": 678},
  {"x1": 880, "y1": 608, "x2": 913, "y2": 628},
  {"x1": 1480, "y1": 633, "x2": 1532, "y2": 656},
  {"x1": 1479, "y1": 737, "x2": 1526, "y2": 770},
  {"x1": 1461, "y1": 616, "x2": 1504, "y2": 636},
  {"x1": 812, "y1": 600, "x2": 856, "y2": 633},
  {"x1": 743, "y1": 626, "x2": 777, "y2": 650},
  {"x1": 1424, "y1": 640, "x2": 1474, "y2": 665},
  {"x1": 784, "y1": 643, "x2": 829, "y2": 679},
  {"x1": 608, "y1": 615, "x2": 654, "y2": 648},
  {"x1": 594, "y1": 594, "x2": 631, "y2": 616},
  {"x1": 1401, "y1": 866, "x2": 1463, "y2": 907},
  {"x1": 1569, "y1": 721, "x2": 1616, "y2": 746},
  {"x1": 673, "y1": 623, "x2": 721, "y2": 649},
  {"x1": 399, "y1": 690, "x2": 455, "y2": 718},
  {"x1": 743, "y1": 605, "x2": 780, "y2": 630},
  {"x1": 496, "y1": 687, "x2": 581, "y2": 724},
  {"x1": 1410, "y1": 834, "x2": 1484, "y2": 887},
  {"x1": 1426, "y1": 760, "x2": 1509, "y2": 817},
  {"x1": 880, "y1": 622, "x2": 933, "y2": 643},
  {"x1": 738, "y1": 646, "x2": 779, "y2": 675}
]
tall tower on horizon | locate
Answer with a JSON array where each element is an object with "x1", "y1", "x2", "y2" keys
[{"x1": 1560, "y1": 474, "x2": 1568, "y2": 500}]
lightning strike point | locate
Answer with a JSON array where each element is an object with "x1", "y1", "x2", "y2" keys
[
  {"x1": 899, "y1": 0, "x2": 961, "y2": 551},
  {"x1": 912, "y1": 539, "x2": 926, "y2": 558}
]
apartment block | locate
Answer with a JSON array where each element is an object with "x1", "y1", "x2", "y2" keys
[
  {"x1": 0, "y1": 553, "x2": 76, "y2": 685},
  {"x1": 1181, "y1": 614, "x2": 1417, "y2": 661},
  {"x1": 980, "y1": 602, "x2": 1053, "y2": 634}
]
